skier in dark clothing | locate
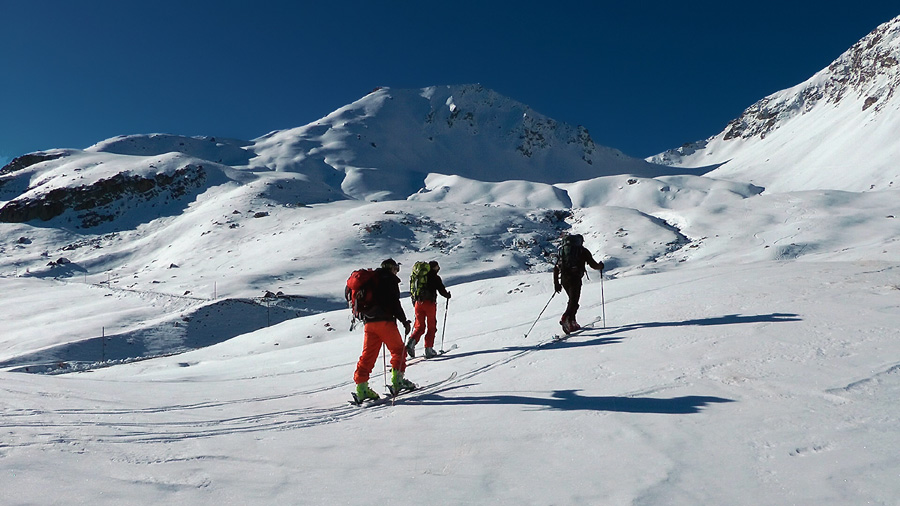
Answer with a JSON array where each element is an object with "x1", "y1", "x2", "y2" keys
[
  {"x1": 553, "y1": 234, "x2": 604, "y2": 334},
  {"x1": 406, "y1": 260, "x2": 451, "y2": 358}
]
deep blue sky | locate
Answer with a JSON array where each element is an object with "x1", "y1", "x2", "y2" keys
[{"x1": 2, "y1": 1, "x2": 898, "y2": 165}]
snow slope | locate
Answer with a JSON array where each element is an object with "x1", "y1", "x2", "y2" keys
[
  {"x1": 2, "y1": 167, "x2": 899, "y2": 504},
  {"x1": 2, "y1": 75, "x2": 900, "y2": 503},
  {"x1": 1, "y1": 260, "x2": 898, "y2": 505},
  {"x1": 649, "y1": 15, "x2": 900, "y2": 193}
]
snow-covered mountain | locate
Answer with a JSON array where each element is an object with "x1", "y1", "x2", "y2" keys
[
  {"x1": 649, "y1": 15, "x2": 900, "y2": 193},
  {"x1": 249, "y1": 85, "x2": 693, "y2": 201},
  {"x1": 2, "y1": 39, "x2": 900, "y2": 505},
  {"x1": 0, "y1": 84, "x2": 691, "y2": 230}
]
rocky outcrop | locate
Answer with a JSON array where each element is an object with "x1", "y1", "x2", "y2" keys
[
  {"x1": 0, "y1": 152, "x2": 66, "y2": 176},
  {"x1": 0, "y1": 164, "x2": 208, "y2": 227},
  {"x1": 721, "y1": 16, "x2": 900, "y2": 142},
  {"x1": 649, "y1": 15, "x2": 900, "y2": 169},
  {"x1": 1, "y1": 152, "x2": 68, "y2": 196}
]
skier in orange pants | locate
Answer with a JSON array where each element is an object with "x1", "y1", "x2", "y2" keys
[
  {"x1": 354, "y1": 321, "x2": 408, "y2": 384},
  {"x1": 406, "y1": 261, "x2": 451, "y2": 358},
  {"x1": 352, "y1": 259, "x2": 414, "y2": 400}
]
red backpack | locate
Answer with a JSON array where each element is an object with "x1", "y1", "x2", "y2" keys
[{"x1": 346, "y1": 268, "x2": 378, "y2": 325}]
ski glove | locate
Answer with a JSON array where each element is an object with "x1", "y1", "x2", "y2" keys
[
  {"x1": 554, "y1": 283, "x2": 562, "y2": 294},
  {"x1": 403, "y1": 319, "x2": 412, "y2": 335}
]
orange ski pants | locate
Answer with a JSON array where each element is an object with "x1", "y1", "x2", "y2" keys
[
  {"x1": 354, "y1": 320, "x2": 407, "y2": 384},
  {"x1": 409, "y1": 300, "x2": 438, "y2": 348}
]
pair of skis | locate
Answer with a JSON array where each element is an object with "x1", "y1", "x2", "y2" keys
[
  {"x1": 554, "y1": 329, "x2": 584, "y2": 340},
  {"x1": 550, "y1": 325, "x2": 595, "y2": 343},
  {"x1": 350, "y1": 371, "x2": 458, "y2": 407},
  {"x1": 350, "y1": 338, "x2": 458, "y2": 407},
  {"x1": 405, "y1": 343, "x2": 458, "y2": 367}
]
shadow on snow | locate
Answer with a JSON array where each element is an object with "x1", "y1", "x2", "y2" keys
[
  {"x1": 413, "y1": 386, "x2": 734, "y2": 414},
  {"x1": 609, "y1": 312, "x2": 802, "y2": 332},
  {"x1": 413, "y1": 312, "x2": 800, "y2": 413},
  {"x1": 0, "y1": 294, "x2": 344, "y2": 374},
  {"x1": 441, "y1": 312, "x2": 802, "y2": 361}
]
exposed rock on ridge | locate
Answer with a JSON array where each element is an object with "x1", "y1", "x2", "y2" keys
[
  {"x1": 0, "y1": 164, "x2": 208, "y2": 228},
  {"x1": 647, "y1": 15, "x2": 900, "y2": 192}
]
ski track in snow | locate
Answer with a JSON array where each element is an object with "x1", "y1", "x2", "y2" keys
[
  {"x1": 0, "y1": 304, "x2": 643, "y2": 449},
  {"x1": 0, "y1": 331, "x2": 584, "y2": 447}
]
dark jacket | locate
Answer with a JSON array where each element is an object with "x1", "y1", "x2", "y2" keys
[
  {"x1": 361, "y1": 267, "x2": 408, "y2": 323},
  {"x1": 554, "y1": 246, "x2": 603, "y2": 285},
  {"x1": 413, "y1": 270, "x2": 450, "y2": 303}
]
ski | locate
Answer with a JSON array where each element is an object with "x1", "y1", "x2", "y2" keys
[
  {"x1": 406, "y1": 343, "x2": 458, "y2": 367},
  {"x1": 547, "y1": 326, "x2": 595, "y2": 344},
  {"x1": 349, "y1": 392, "x2": 385, "y2": 407},
  {"x1": 348, "y1": 371, "x2": 457, "y2": 408}
]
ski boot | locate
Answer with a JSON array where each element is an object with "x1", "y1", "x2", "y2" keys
[
  {"x1": 390, "y1": 369, "x2": 417, "y2": 395},
  {"x1": 405, "y1": 337, "x2": 417, "y2": 358},
  {"x1": 424, "y1": 347, "x2": 439, "y2": 359},
  {"x1": 560, "y1": 316, "x2": 572, "y2": 335},
  {"x1": 354, "y1": 381, "x2": 380, "y2": 403},
  {"x1": 570, "y1": 319, "x2": 581, "y2": 331}
]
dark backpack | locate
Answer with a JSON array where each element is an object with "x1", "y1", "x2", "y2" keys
[
  {"x1": 409, "y1": 261, "x2": 430, "y2": 301},
  {"x1": 558, "y1": 234, "x2": 584, "y2": 273},
  {"x1": 346, "y1": 268, "x2": 378, "y2": 324}
]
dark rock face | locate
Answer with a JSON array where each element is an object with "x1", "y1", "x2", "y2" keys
[
  {"x1": 0, "y1": 164, "x2": 208, "y2": 227},
  {"x1": 722, "y1": 17, "x2": 900, "y2": 142},
  {"x1": 649, "y1": 16, "x2": 900, "y2": 168},
  {"x1": 0, "y1": 152, "x2": 66, "y2": 176},
  {"x1": 1, "y1": 153, "x2": 68, "y2": 195}
]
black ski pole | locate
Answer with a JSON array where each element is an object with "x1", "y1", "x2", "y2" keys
[
  {"x1": 382, "y1": 344, "x2": 389, "y2": 393},
  {"x1": 600, "y1": 271, "x2": 607, "y2": 329},
  {"x1": 524, "y1": 291, "x2": 556, "y2": 339},
  {"x1": 440, "y1": 297, "x2": 449, "y2": 352}
]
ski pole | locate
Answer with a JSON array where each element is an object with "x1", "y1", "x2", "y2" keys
[
  {"x1": 382, "y1": 344, "x2": 389, "y2": 392},
  {"x1": 440, "y1": 297, "x2": 449, "y2": 352},
  {"x1": 524, "y1": 291, "x2": 556, "y2": 339},
  {"x1": 600, "y1": 271, "x2": 607, "y2": 329}
]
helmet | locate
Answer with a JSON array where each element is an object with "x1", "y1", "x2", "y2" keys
[{"x1": 381, "y1": 258, "x2": 400, "y2": 270}]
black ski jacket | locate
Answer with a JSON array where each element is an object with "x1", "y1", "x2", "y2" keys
[
  {"x1": 361, "y1": 267, "x2": 409, "y2": 323},
  {"x1": 554, "y1": 247, "x2": 604, "y2": 285},
  {"x1": 413, "y1": 270, "x2": 450, "y2": 303}
]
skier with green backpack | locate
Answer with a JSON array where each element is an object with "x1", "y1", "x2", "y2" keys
[
  {"x1": 553, "y1": 234, "x2": 604, "y2": 334},
  {"x1": 406, "y1": 260, "x2": 451, "y2": 358}
]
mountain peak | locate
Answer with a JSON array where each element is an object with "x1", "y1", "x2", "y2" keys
[
  {"x1": 827, "y1": 15, "x2": 900, "y2": 111},
  {"x1": 1, "y1": 84, "x2": 685, "y2": 229},
  {"x1": 649, "y1": 15, "x2": 900, "y2": 193},
  {"x1": 250, "y1": 84, "x2": 674, "y2": 201},
  {"x1": 720, "y1": 14, "x2": 900, "y2": 142}
]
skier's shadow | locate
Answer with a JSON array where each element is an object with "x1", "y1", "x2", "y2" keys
[
  {"x1": 413, "y1": 387, "x2": 734, "y2": 414},
  {"x1": 437, "y1": 312, "x2": 801, "y2": 359},
  {"x1": 611, "y1": 312, "x2": 802, "y2": 332},
  {"x1": 544, "y1": 312, "x2": 803, "y2": 350},
  {"x1": 434, "y1": 334, "x2": 624, "y2": 361}
]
